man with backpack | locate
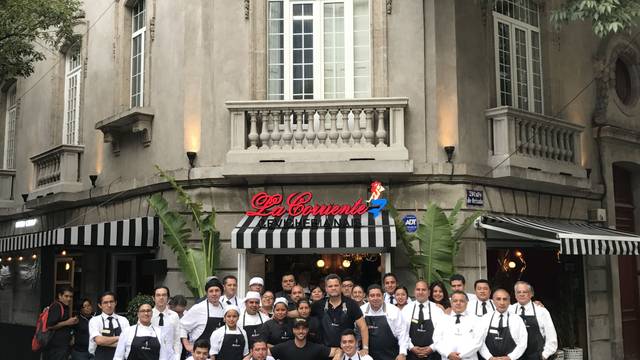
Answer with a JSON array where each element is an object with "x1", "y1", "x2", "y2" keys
[{"x1": 43, "y1": 286, "x2": 79, "y2": 359}]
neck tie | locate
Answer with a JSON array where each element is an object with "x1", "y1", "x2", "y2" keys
[
  {"x1": 159, "y1": 313, "x2": 164, "y2": 326},
  {"x1": 455, "y1": 314, "x2": 461, "y2": 324},
  {"x1": 389, "y1": 295, "x2": 395, "y2": 304},
  {"x1": 520, "y1": 305, "x2": 525, "y2": 316},
  {"x1": 418, "y1": 303, "x2": 425, "y2": 322},
  {"x1": 227, "y1": 300, "x2": 232, "y2": 305},
  {"x1": 482, "y1": 301, "x2": 487, "y2": 315},
  {"x1": 107, "y1": 316, "x2": 114, "y2": 331}
]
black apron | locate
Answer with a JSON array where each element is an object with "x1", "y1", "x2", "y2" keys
[
  {"x1": 126, "y1": 325, "x2": 161, "y2": 360},
  {"x1": 474, "y1": 300, "x2": 495, "y2": 317},
  {"x1": 482, "y1": 312, "x2": 517, "y2": 359},
  {"x1": 195, "y1": 302, "x2": 224, "y2": 342},
  {"x1": 265, "y1": 319, "x2": 293, "y2": 345},
  {"x1": 320, "y1": 299, "x2": 349, "y2": 347},
  {"x1": 365, "y1": 304, "x2": 399, "y2": 360},
  {"x1": 95, "y1": 316, "x2": 122, "y2": 360},
  {"x1": 242, "y1": 311, "x2": 264, "y2": 348},
  {"x1": 517, "y1": 304, "x2": 545, "y2": 360},
  {"x1": 407, "y1": 303, "x2": 437, "y2": 360},
  {"x1": 217, "y1": 326, "x2": 246, "y2": 360}
]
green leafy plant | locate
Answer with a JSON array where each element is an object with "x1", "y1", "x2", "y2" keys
[
  {"x1": 147, "y1": 166, "x2": 221, "y2": 298},
  {"x1": 125, "y1": 294, "x2": 154, "y2": 324},
  {"x1": 393, "y1": 199, "x2": 482, "y2": 285}
]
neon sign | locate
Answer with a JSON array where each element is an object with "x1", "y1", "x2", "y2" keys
[{"x1": 246, "y1": 182, "x2": 387, "y2": 218}]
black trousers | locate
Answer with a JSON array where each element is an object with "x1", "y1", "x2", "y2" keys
[{"x1": 42, "y1": 346, "x2": 69, "y2": 360}]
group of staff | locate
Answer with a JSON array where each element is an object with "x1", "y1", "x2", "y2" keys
[{"x1": 42, "y1": 272, "x2": 557, "y2": 360}]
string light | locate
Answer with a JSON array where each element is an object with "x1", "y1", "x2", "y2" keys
[
  {"x1": 7, "y1": 256, "x2": 12, "y2": 262},
  {"x1": 17, "y1": 256, "x2": 23, "y2": 261},
  {"x1": 32, "y1": 254, "x2": 37, "y2": 260}
]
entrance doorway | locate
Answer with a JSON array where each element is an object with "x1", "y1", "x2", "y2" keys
[
  {"x1": 265, "y1": 253, "x2": 382, "y2": 293},
  {"x1": 613, "y1": 165, "x2": 640, "y2": 360}
]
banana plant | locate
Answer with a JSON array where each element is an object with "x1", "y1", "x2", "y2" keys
[
  {"x1": 147, "y1": 166, "x2": 220, "y2": 298},
  {"x1": 392, "y1": 199, "x2": 482, "y2": 285}
]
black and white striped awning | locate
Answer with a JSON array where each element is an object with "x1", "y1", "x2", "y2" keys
[
  {"x1": 231, "y1": 213, "x2": 396, "y2": 250},
  {"x1": 0, "y1": 217, "x2": 160, "y2": 253},
  {"x1": 476, "y1": 215, "x2": 640, "y2": 255}
]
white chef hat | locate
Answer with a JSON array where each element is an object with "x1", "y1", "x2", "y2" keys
[
  {"x1": 224, "y1": 305, "x2": 240, "y2": 317},
  {"x1": 273, "y1": 297, "x2": 289, "y2": 308},
  {"x1": 249, "y1": 277, "x2": 264, "y2": 286},
  {"x1": 244, "y1": 291, "x2": 261, "y2": 302}
]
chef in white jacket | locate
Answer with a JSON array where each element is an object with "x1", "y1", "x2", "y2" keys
[
  {"x1": 479, "y1": 289, "x2": 528, "y2": 360},
  {"x1": 432, "y1": 291, "x2": 486, "y2": 360}
]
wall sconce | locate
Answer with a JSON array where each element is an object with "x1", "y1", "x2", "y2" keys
[
  {"x1": 444, "y1": 146, "x2": 455, "y2": 163},
  {"x1": 186, "y1": 151, "x2": 197, "y2": 168},
  {"x1": 21, "y1": 193, "x2": 28, "y2": 202},
  {"x1": 89, "y1": 174, "x2": 98, "y2": 188}
]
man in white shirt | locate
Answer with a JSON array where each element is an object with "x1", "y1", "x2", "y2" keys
[
  {"x1": 383, "y1": 273, "x2": 399, "y2": 305},
  {"x1": 509, "y1": 281, "x2": 557, "y2": 360},
  {"x1": 181, "y1": 278, "x2": 226, "y2": 354},
  {"x1": 152, "y1": 286, "x2": 181, "y2": 360},
  {"x1": 249, "y1": 277, "x2": 264, "y2": 294},
  {"x1": 432, "y1": 291, "x2": 486, "y2": 360},
  {"x1": 361, "y1": 284, "x2": 409, "y2": 360},
  {"x1": 114, "y1": 302, "x2": 171, "y2": 360},
  {"x1": 402, "y1": 280, "x2": 444, "y2": 360},
  {"x1": 88, "y1": 291, "x2": 131, "y2": 360},
  {"x1": 239, "y1": 291, "x2": 270, "y2": 348},
  {"x1": 468, "y1": 280, "x2": 495, "y2": 317},
  {"x1": 221, "y1": 275, "x2": 244, "y2": 308},
  {"x1": 450, "y1": 274, "x2": 477, "y2": 302},
  {"x1": 340, "y1": 329, "x2": 373, "y2": 360},
  {"x1": 479, "y1": 289, "x2": 528, "y2": 360}
]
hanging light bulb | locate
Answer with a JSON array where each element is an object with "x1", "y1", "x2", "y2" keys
[
  {"x1": 61, "y1": 250, "x2": 67, "y2": 256},
  {"x1": 7, "y1": 256, "x2": 12, "y2": 262},
  {"x1": 508, "y1": 261, "x2": 517, "y2": 269},
  {"x1": 32, "y1": 254, "x2": 37, "y2": 260},
  {"x1": 342, "y1": 259, "x2": 351, "y2": 268},
  {"x1": 316, "y1": 259, "x2": 325, "y2": 268},
  {"x1": 514, "y1": 250, "x2": 522, "y2": 257},
  {"x1": 18, "y1": 256, "x2": 23, "y2": 261}
]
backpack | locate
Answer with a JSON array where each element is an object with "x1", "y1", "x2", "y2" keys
[{"x1": 31, "y1": 302, "x2": 64, "y2": 352}]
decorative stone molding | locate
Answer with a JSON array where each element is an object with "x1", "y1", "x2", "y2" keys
[
  {"x1": 150, "y1": 16, "x2": 156, "y2": 41},
  {"x1": 95, "y1": 107, "x2": 154, "y2": 155},
  {"x1": 29, "y1": 144, "x2": 84, "y2": 198},
  {"x1": 0, "y1": 169, "x2": 15, "y2": 203},
  {"x1": 244, "y1": 0, "x2": 250, "y2": 20},
  {"x1": 386, "y1": 0, "x2": 392, "y2": 14}
]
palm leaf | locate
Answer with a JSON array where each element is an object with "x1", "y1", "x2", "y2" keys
[{"x1": 415, "y1": 204, "x2": 455, "y2": 284}]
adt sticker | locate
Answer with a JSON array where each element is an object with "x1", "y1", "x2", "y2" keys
[{"x1": 403, "y1": 215, "x2": 418, "y2": 233}]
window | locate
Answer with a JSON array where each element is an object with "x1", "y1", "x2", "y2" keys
[
  {"x1": 615, "y1": 58, "x2": 632, "y2": 105},
  {"x1": 130, "y1": 0, "x2": 146, "y2": 108},
  {"x1": 4, "y1": 84, "x2": 17, "y2": 169},
  {"x1": 493, "y1": 0, "x2": 543, "y2": 113},
  {"x1": 63, "y1": 46, "x2": 82, "y2": 145},
  {"x1": 267, "y1": 0, "x2": 370, "y2": 100}
]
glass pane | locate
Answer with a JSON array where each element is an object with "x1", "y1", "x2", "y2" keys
[
  {"x1": 269, "y1": 1, "x2": 283, "y2": 19},
  {"x1": 497, "y1": 22, "x2": 512, "y2": 106},
  {"x1": 514, "y1": 28, "x2": 529, "y2": 110},
  {"x1": 353, "y1": 0, "x2": 370, "y2": 97},
  {"x1": 494, "y1": 0, "x2": 540, "y2": 27}
]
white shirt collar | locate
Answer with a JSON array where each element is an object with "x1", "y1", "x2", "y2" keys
[{"x1": 101, "y1": 312, "x2": 117, "y2": 320}]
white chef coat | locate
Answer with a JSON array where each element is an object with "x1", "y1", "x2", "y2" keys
[
  {"x1": 432, "y1": 310, "x2": 486, "y2": 360},
  {"x1": 467, "y1": 299, "x2": 496, "y2": 317},
  {"x1": 88, "y1": 312, "x2": 131, "y2": 354},
  {"x1": 479, "y1": 310, "x2": 528, "y2": 360},
  {"x1": 209, "y1": 325, "x2": 249, "y2": 357},
  {"x1": 221, "y1": 295, "x2": 245, "y2": 310},
  {"x1": 401, "y1": 300, "x2": 445, "y2": 351},
  {"x1": 180, "y1": 300, "x2": 225, "y2": 340},
  {"x1": 113, "y1": 323, "x2": 171, "y2": 360},
  {"x1": 509, "y1": 301, "x2": 558, "y2": 359},
  {"x1": 152, "y1": 307, "x2": 182, "y2": 360},
  {"x1": 360, "y1": 302, "x2": 410, "y2": 356}
]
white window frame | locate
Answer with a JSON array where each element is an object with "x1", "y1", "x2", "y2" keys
[
  {"x1": 4, "y1": 84, "x2": 17, "y2": 170},
  {"x1": 269, "y1": 0, "x2": 371, "y2": 100},
  {"x1": 63, "y1": 47, "x2": 82, "y2": 145},
  {"x1": 493, "y1": 12, "x2": 544, "y2": 113},
  {"x1": 130, "y1": 0, "x2": 146, "y2": 108}
]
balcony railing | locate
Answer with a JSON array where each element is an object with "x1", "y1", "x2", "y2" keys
[
  {"x1": 225, "y1": 98, "x2": 409, "y2": 167},
  {"x1": 30, "y1": 144, "x2": 84, "y2": 196},
  {"x1": 486, "y1": 107, "x2": 587, "y2": 183}
]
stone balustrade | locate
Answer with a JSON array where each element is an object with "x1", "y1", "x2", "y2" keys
[
  {"x1": 30, "y1": 145, "x2": 84, "y2": 196},
  {"x1": 486, "y1": 106, "x2": 587, "y2": 184},
  {"x1": 225, "y1": 98, "x2": 409, "y2": 166}
]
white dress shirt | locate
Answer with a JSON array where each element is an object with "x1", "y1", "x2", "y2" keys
[
  {"x1": 467, "y1": 299, "x2": 495, "y2": 317},
  {"x1": 209, "y1": 325, "x2": 249, "y2": 356},
  {"x1": 432, "y1": 310, "x2": 486, "y2": 360},
  {"x1": 342, "y1": 353, "x2": 374, "y2": 360},
  {"x1": 180, "y1": 300, "x2": 225, "y2": 340},
  {"x1": 401, "y1": 300, "x2": 445, "y2": 351},
  {"x1": 360, "y1": 303, "x2": 410, "y2": 355},
  {"x1": 221, "y1": 294, "x2": 245, "y2": 310},
  {"x1": 384, "y1": 292, "x2": 396, "y2": 304},
  {"x1": 88, "y1": 312, "x2": 131, "y2": 354},
  {"x1": 479, "y1": 311, "x2": 528, "y2": 360},
  {"x1": 114, "y1": 322, "x2": 171, "y2": 360},
  {"x1": 509, "y1": 301, "x2": 558, "y2": 359},
  {"x1": 153, "y1": 307, "x2": 182, "y2": 360}
]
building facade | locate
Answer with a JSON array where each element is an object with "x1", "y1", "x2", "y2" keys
[{"x1": 0, "y1": 1, "x2": 639, "y2": 359}]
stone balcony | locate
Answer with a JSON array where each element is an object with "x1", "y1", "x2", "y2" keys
[
  {"x1": 29, "y1": 144, "x2": 84, "y2": 199},
  {"x1": 486, "y1": 106, "x2": 588, "y2": 188},
  {"x1": 223, "y1": 98, "x2": 412, "y2": 178}
]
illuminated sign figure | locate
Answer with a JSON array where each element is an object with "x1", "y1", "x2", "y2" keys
[{"x1": 367, "y1": 181, "x2": 387, "y2": 218}]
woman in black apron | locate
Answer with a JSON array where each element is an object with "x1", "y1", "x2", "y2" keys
[
  {"x1": 125, "y1": 324, "x2": 162, "y2": 360},
  {"x1": 296, "y1": 299, "x2": 322, "y2": 343},
  {"x1": 516, "y1": 305, "x2": 545, "y2": 360},
  {"x1": 407, "y1": 302, "x2": 438, "y2": 360},
  {"x1": 210, "y1": 306, "x2": 248, "y2": 360},
  {"x1": 364, "y1": 303, "x2": 399, "y2": 360},
  {"x1": 481, "y1": 312, "x2": 517, "y2": 360},
  {"x1": 258, "y1": 298, "x2": 294, "y2": 347},
  {"x1": 113, "y1": 303, "x2": 166, "y2": 360}
]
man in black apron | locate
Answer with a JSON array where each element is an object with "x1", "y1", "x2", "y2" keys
[
  {"x1": 89, "y1": 291, "x2": 131, "y2": 360},
  {"x1": 401, "y1": 280, "x2": 443, "y2": 360},
  {"x1": 239, "y1": 291, "x2": 269, "y2": 348},
  {"x1": 479, "y1": 289, "x2": 528, "y2": 360},
  {"x1": 469, "y1": 280, "x2": 495, "y2": 317},
  {"x1": 113, "y1": 303, "x2": 167, "y2": 360},
  {"x1": 510, "y1": 281, "x2": 557, "y2": 360},
  {"x1": 181, "y1": 278, "x2": 226, "y2": 355},
  {"x1": 362, "y1": 284, "x2": 409, "y2": 360},
  {"x1": 209, "y1": 306, "x2": 248, "y2": 360}
]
